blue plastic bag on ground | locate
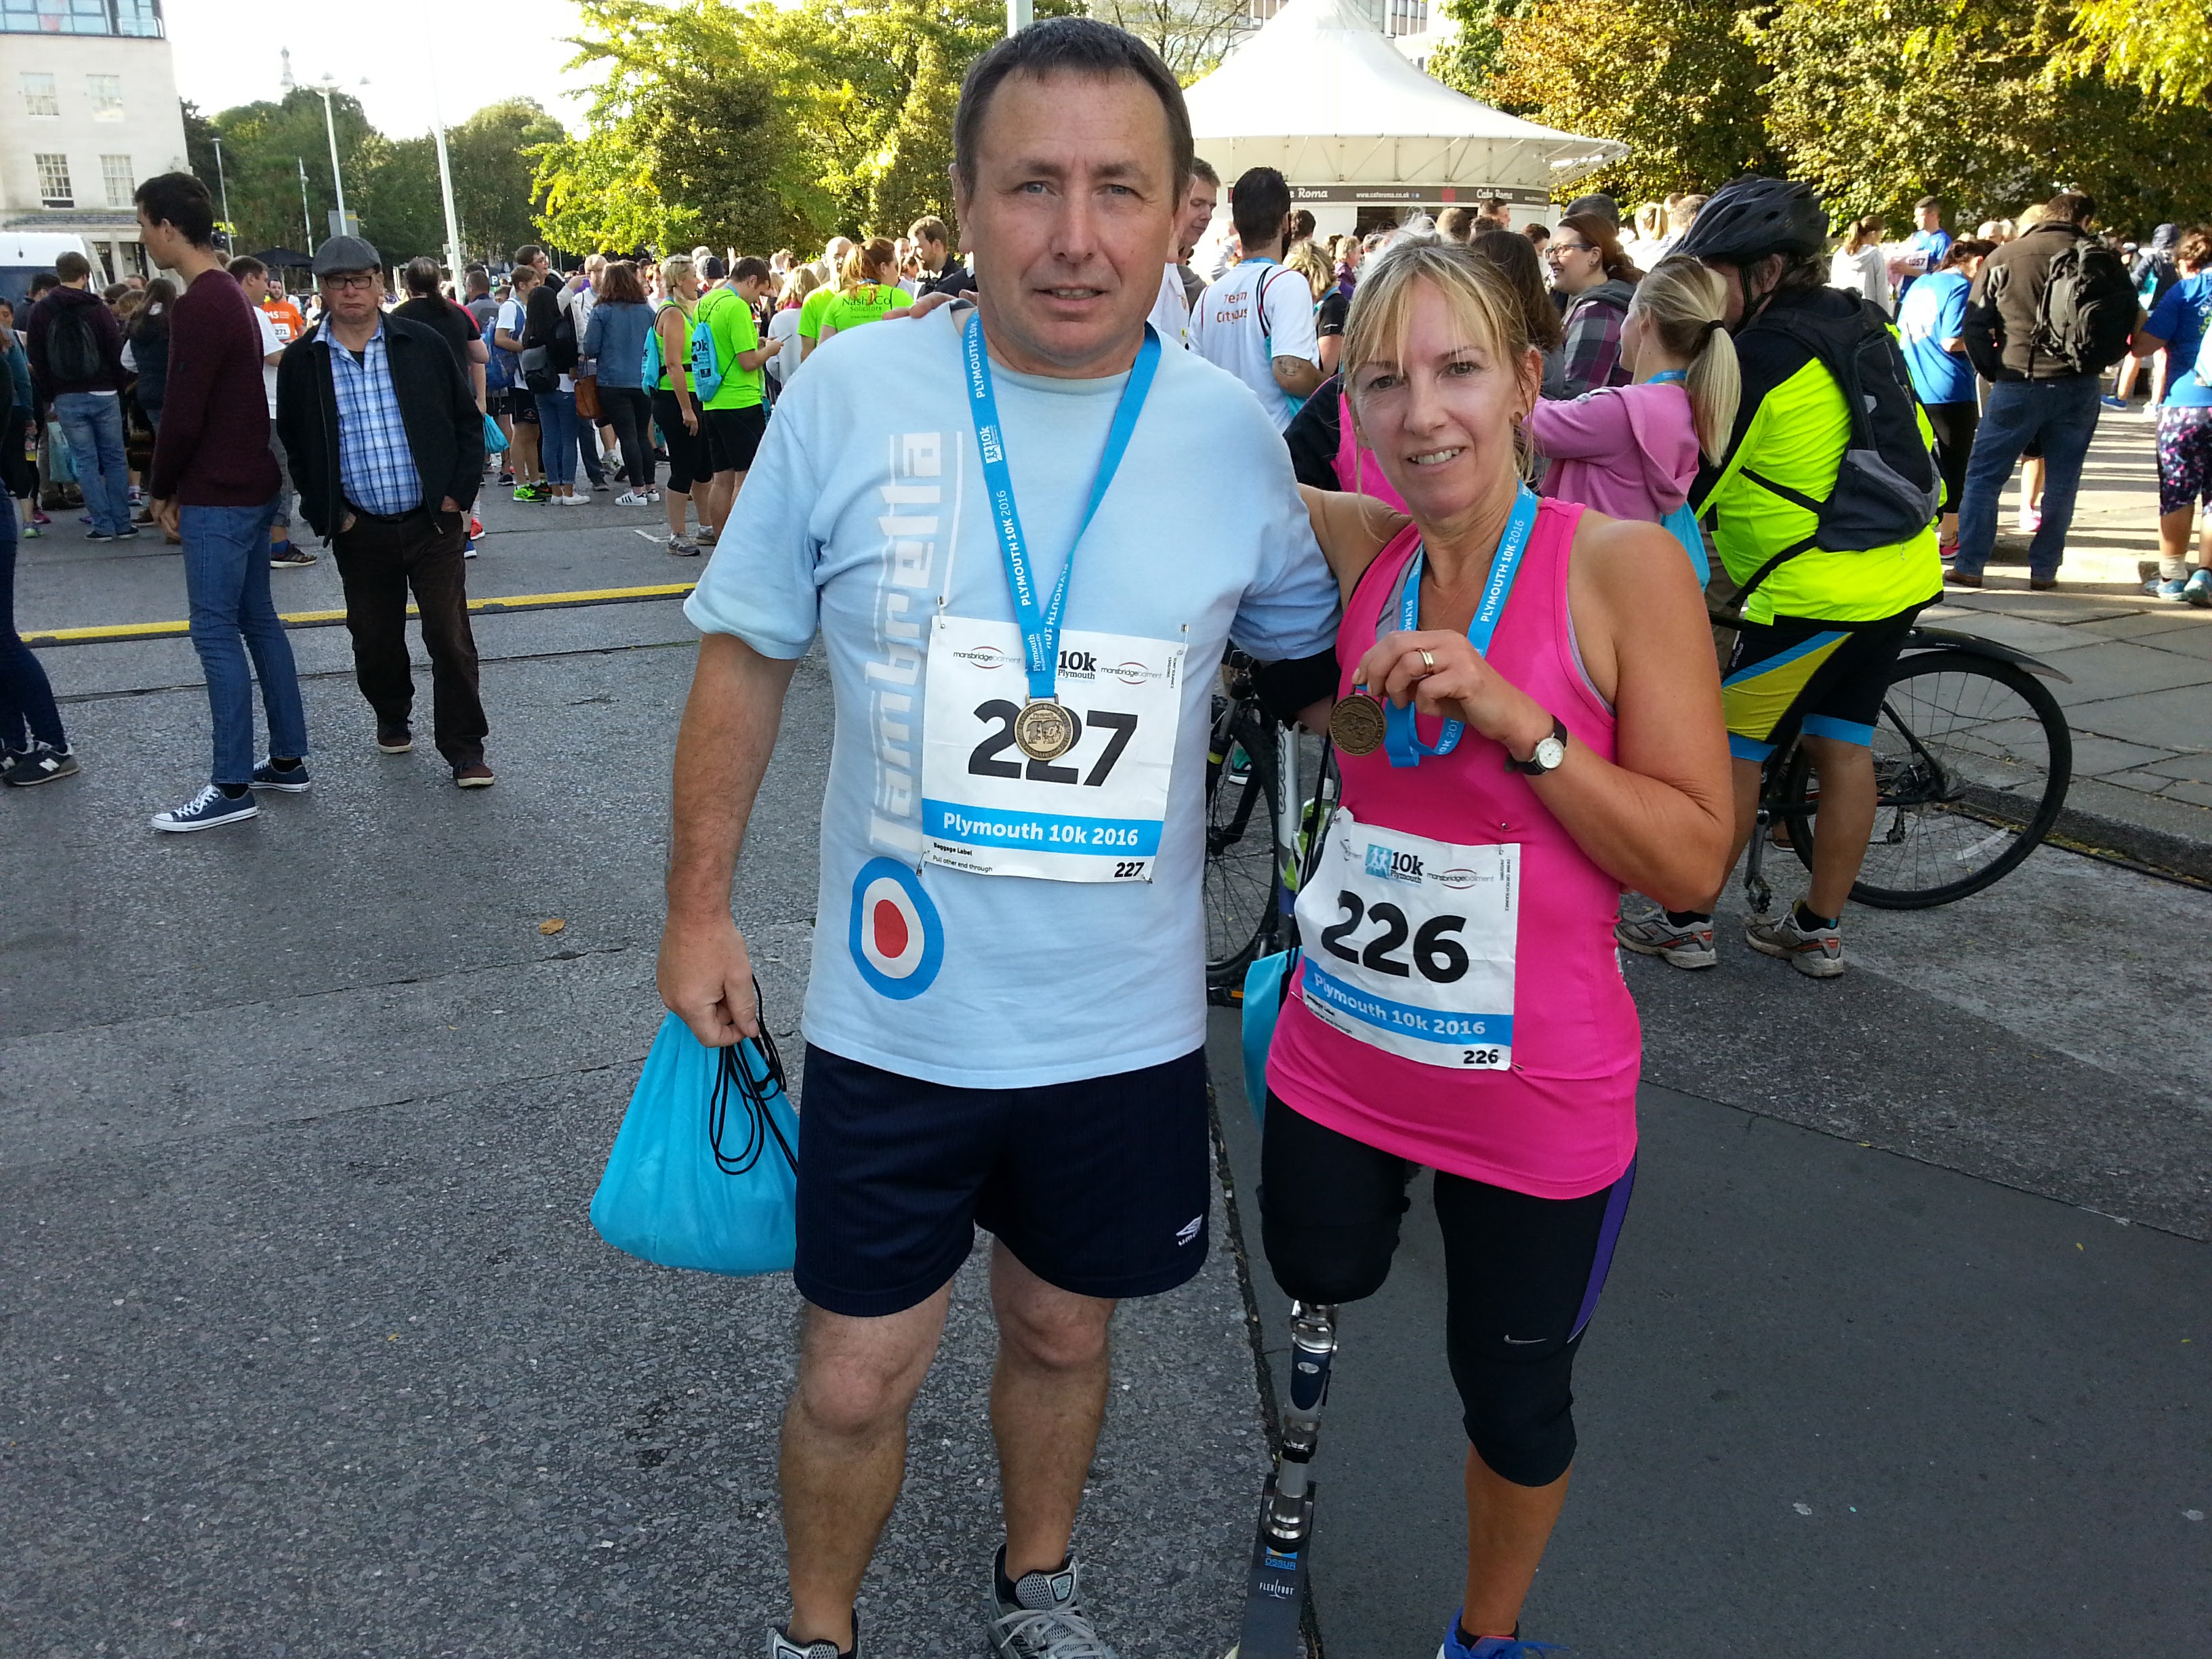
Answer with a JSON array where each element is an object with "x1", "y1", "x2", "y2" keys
[
  {"x1": 1240, "y1": 948, "x2": 1298, "y2": 1130},
  {"x1": 590, "y1": 1010, "x2": 799, "y2": 1276}
]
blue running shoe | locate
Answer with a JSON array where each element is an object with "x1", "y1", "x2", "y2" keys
[
  {"x1": 249, "y1": 757, "x2": 312, "y2": 792},
  {"x1": 1438, "y1": 1612, "x2": 1563, "y2": 1658},
  {"x1": 2185, "y1": 569, "x2": 2212, "y2": 609},
  {"x1": 150, "y1": 783, "x2": 258, "y2": 833},
  {"x1": 2145, "y1": 577, "x2": 2192, "y2": 602}
]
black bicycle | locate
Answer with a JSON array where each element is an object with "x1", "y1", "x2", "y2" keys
[
  {"x1": 1204, "y1": 653, "x2": 1335, "y2": 997},
  {"x1": 1742, "y1": 623, "x2": 2074, "y2": 912}
]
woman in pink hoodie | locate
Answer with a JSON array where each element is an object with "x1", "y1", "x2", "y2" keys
[{"x1": 1525, "y1": 255, "x2": 1740, "y2": 583}]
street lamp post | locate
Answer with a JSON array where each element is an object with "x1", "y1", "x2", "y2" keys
[
  {"x1": 211, "y1": 136, "x2": 232, "y2": 243},
  {"x1": 297, "y1": 157, "x2": 313, "y2": 249},
  {"x1": 1008, "y1": 0, "x2": 1031, "y2": 31},
  {"x1": 314, "y1": 77, "x2": 350, "y2": 233},
  {"x1": 422, "y1": 32, "x2": 466, "y2": 281}
]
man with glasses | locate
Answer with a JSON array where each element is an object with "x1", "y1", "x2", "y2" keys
[{"x1": 276, "y1": 237, "x2": 493, "y2": 787}]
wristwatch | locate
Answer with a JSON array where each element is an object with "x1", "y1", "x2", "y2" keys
[{"x1": 1504, "y1": 714, "x2": 1568, "y2": 776}]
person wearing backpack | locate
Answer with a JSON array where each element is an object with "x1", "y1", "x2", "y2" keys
[
  {"x1": 1950, "y1": 191, "x2": 2143, "y2": 590},
  {"x1": 1616, "y1": 176, "x2": 1943, "y2": 979},
  {"x1": 1188, "y1": 165, "x2": 1323, "y2": 430},
  {"x1": 691, "y1": 254, "x2": 779, "y2": 544},
  {"x1": 25, "y1": 249, "x2": 135, "y2": 541}
]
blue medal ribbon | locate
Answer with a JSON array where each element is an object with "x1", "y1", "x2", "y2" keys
[
  {"x1": 1648, "y1": 369, "x2": 1687, "y2": 384},
  {"x1": 962, "y1": 309, "x2": 1161, "y2": 703},
  {"x1": 1380, "y1": 485, "x2": 1542, "y2": 769}
]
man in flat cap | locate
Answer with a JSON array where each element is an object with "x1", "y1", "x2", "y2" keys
[{"x1": 276, "y1": 235, "x2": 494, "y2": 786}]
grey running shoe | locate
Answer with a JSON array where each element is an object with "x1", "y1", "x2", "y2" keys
[
  {"x1": 988, "y1": 1550, "x2": 1115, "y2": 1659},
  {"x1": 1744, "y1": 909, "x2": 1845, "y2": 978},
  {"x1": 767, "y1": 1622, "x2": 850, "y2": 1659},
  {"x1": 1615, "y1": 912, "x2": 1716, "y2": 970}
]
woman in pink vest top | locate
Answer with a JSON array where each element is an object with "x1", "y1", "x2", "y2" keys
[{"x1": 1265, "y1": 243, "x2": 1731, "y2": 1656}]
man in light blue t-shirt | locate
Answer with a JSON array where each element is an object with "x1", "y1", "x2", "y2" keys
[{"x1": 657, "y1": 20, "x2": 1337, "y2": 1659}]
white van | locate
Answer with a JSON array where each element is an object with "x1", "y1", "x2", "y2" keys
[{"x1": 0, "y1": 231, "x2": 100, "y2": 312}]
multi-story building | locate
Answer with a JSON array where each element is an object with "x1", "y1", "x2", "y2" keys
[{"x1": 1, "y1": 0, "x2": 188, "y2": 283}]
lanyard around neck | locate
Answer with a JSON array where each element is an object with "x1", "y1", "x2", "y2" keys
[
  {"x1": 1649, "y1": 369, "x2": 1686, "y2": 384},
  {"x1": 1382, "y1": 485, "x2": 1541, "y2": 768},
  {"x1": 961, "y1": 308, "x2": 1161, "y2": 702}
]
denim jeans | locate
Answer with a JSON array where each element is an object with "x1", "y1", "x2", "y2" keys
[
  {"x1": 181, "y1": 499, "x2": 308, "y2": 785},
  {"x1": 539, "y1": 389, "x2": 578, "y2": 487},
  {"x1": 1954, "y1": 375, "x2": 2102, "y2": 579},
  {"x1": 0, "y1": 492, "x2": 66, "y2": 752},
  {"x1": 52, "y1": 390, "x2": 133, "y2": 535}
]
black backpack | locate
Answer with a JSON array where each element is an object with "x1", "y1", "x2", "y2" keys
[
  {"x1": 1698, "y1": 293, "x2": 1941, "y2": 602},
  {"x1": 2032, "y1": 236, "x2": 2137, "y2": 377},
  {"x1": 47, "y1": 304, "x2": 104, "y2": 385}
]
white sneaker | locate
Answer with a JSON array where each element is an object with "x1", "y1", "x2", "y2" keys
[
  {"x1": 1744, "y1": 908, "x2": 1845, "y2": 977},
  {"x1": 768, "y1": 1609, "x2": 855, "y2": 1658},
  {"x1": 1615, "y1": 912, "x2": 1717, "y2": 970},
  {"x1": 556, "y1": 492, "x2": 590, "y2": 508},
  {"x1": 615, "y1": 490, "x2": 653, "y2": 507}
]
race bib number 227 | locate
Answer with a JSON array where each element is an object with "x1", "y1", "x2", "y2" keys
[{"x1": 920, "y1": 616, "x2": 1185, "y2": 883}]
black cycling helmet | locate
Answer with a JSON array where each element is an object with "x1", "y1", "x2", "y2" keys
[{"x1": 1673, "y1": 176, "x2": 1830, "y2": 264}]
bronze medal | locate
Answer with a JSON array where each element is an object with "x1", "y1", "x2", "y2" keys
[
  {"x1": 1328, "y1": 691, "x2": 1386, "y2": 756},
  {"x1": 1013, "y1": 697, "x2": 1078, "y2": 762}
]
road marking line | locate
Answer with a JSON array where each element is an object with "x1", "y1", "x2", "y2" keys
[{"x1": 24, "y1": 582, "x2": 698, "y2": 649}]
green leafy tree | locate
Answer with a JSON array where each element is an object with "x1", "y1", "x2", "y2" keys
[
  {"x1": 198, "y1": 89, "x2": 375, "y2": 258},
  {"x1": 1462, "y1": 0, "x2": 1774, "y2": 209},
  {"x1": 447, "y1": 100, "x2": 569, "y2": 264},
  {"x1": 1427, "y1": 0, "x2": 1529, "y2": 93},
  {"x1": 1756, "y1": 0, "x2": 2212, "y2": 232},
  {"x1": 356, "y1": 133, "x2": 450, "y2": 266},
  {"x1": 2062, "y1": 0, "x2": 2212, "y2": 108},
  {"x1": 535, "y1": 0, "x2": 1081, "y2": 260},
  {"x1": 1089, "y1": 0, "x2": 1252, "y2": 81}
]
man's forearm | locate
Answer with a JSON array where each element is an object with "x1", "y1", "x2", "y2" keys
[{"x1": 668, "y1": 632, "x2": 801, "y2": 922}]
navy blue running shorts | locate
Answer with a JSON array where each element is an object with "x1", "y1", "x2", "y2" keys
[{"x1": 794, "y1": 1044, "x2": 1212, "y2": 1318}]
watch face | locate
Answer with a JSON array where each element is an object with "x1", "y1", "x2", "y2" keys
[{"x1": 1535, "y1": 735, "x2": 1566, "y2": 770}]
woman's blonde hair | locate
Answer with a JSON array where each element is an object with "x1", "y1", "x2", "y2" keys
[
  {"x1": 780, "y1": 266, "x2": 821, "y2": 308},
  {"x1": 1340, "y1": 241, "x2": 1540, "y2": 485},
  {"x1": 1284, "y1": 238, "x2": 1332, "y2": 301},
  {"x1": 657, "y1": 254, "x2": 695, "y2": 295},
  {"x1": 840, "y1": 237, "x2": 897, "y2": 291},
  {"x1": 1842, "y1": 213, "x2": 1885, "y2": 255},
  {"x1": 2016, "y1": 203, "x2": 2051, "y2": 230},
  {"x1": 1628, "y1": 255, "x2": 1740, "y2": 464},
  {"x1": 1635, "y1": 202, "x2": 1665, "y2": 243}
]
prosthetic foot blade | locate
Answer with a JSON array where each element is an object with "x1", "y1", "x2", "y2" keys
[{"x1": 1232, "y1": 1486, "x2": 1311, "y2": 1659}]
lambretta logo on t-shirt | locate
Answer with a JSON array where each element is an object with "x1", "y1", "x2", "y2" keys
[{"x1": 861, "y1": 430, "x2": 954, "y2": 861}]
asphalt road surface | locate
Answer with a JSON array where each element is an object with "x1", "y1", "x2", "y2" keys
[{"x1": 5, "y1": 497, "x2": 2207, "y2": 1656}]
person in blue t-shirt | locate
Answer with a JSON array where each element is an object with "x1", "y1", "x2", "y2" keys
[
  {"x1": 1897, "y1": 237, "x2": 1992, "y2": 557},
  {"x1": 656, "y1": 20, "x2": 1338, "y2": 1659},
  {"x1": 2133, "y1": 226, "x2": 2212, "y2": 605},
  {"x1": 1890, "y1": 196, "x2": 1953, "y2": 304}
]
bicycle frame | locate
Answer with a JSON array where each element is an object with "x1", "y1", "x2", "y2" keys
[{"x1": 1740, "y1": 626, "x2": 2071, "y2": 914}]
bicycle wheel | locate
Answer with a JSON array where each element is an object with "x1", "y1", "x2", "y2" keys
[
  {"x1": 1778, "y1": 647, "x2": 2072, "y2": 909},
  {"x1": 1205, "y1": 697, "x2": 1285, "y2": 991}
]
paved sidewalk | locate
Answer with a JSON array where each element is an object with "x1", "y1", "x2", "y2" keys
[{"x1": 1933, "y1": 406, "x2": 2212, "y2": 870}]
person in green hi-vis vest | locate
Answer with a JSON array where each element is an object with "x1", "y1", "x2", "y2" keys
[{"x1": 694, "y1": 255, "x2": 779, "y2": 544}]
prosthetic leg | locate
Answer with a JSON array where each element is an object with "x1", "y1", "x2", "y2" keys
[{"x1": 1227, "y1": 1300, "x2": 1338, "y2": 1659}]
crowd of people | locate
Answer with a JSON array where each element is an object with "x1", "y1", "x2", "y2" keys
[{"x1": 1, "y1": 17, "x2": 2207, "y2": 1657}]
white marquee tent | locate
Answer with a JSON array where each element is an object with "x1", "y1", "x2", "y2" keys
[{"x1": 1182, "y1": 0, "x2": 1627, "y2": 235}]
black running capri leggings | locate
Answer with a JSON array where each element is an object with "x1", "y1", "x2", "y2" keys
[
  {"x1": 1258, "y1": 1092, "x2": 1635, "y2": 1488},
  {"x1": 652, "y1": 388, "x2": 712, "y2": 496},
  {"x1": 1924, "y1": 399, "x2": 1979, "y2": 516}
]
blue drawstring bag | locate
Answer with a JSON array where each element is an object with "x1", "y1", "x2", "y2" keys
[
  {"x1": 1241, "y1": 948, "x2": 1300, "y2": 1129},
  {"x1": 591, "y1": 1007, "x2": 800, "y2": 1277},
  {"x1": 483, "y1": 411, "x2": 510, "y2": 455}
]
